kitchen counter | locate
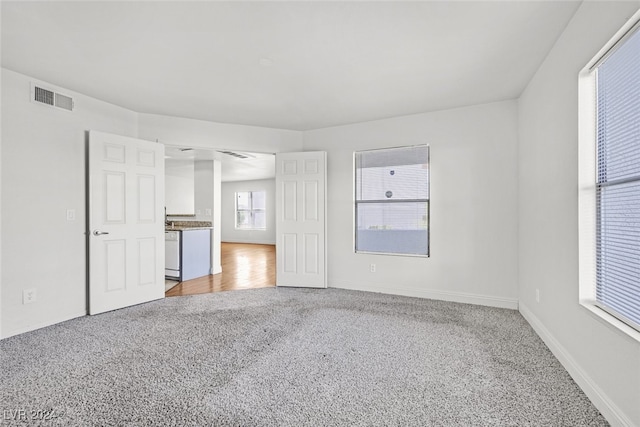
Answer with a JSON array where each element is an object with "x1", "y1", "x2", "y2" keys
[
  {"x1": 165, "y1": 220, "x2": 213, "y2": 231},
  {"x1": 165, "y1": 225, "x2": 213, "y2": 231}
]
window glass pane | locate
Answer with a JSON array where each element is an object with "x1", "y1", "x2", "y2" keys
[
  {"x1": 236, "y1": 210, "x2": 251, "y2": 229},
  {"x1": 253, "y1": 211, "x2": 266, "y2": 229},
  {"x1": 597, "y1": 29, "x2": 640, "y2": 183},
  {"x1": 356, "y1": 202, "x2": 429, "y2": 255},
  {"x1": 252, "y1": 191, "x2": 266, "y2": 210},
  {"x1": 237, "y1": 192, "x2": 250, "y2": 210},
  {"x1": 356, "y1": 146, "x2": 429, "y2": 201},
  {"x1": 597, "y1": 181, "x2": 640, "y2": 327},
  {"x1": 358, "y1": 164, "x2": 429, "y2": 200}
]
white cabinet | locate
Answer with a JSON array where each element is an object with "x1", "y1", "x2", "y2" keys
[
  {"x1": 165, "y1": 158, "x2": 195, "y2": 215},
  {"x1": 181, "y1": 229, "x2": 211, "y2": 281}
]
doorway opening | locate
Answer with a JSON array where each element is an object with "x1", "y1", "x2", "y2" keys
[{"x1": 163, "y1": 146, "x2": 277, "y2": 297}]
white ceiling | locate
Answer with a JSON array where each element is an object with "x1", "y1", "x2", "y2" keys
[
  {"x1": 164, "y1": 145, "x2": 275, "y2": 183},
  {"x1": 1, "y1": 1, "x2": 581, "y2": 131}
]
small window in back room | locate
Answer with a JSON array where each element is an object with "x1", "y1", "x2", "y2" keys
[
  {"x1": 354, "y1": 145, "x2": 430, "y2": 256},
  {"x1": 236, "y1": 191, "x2": 266, "y2": 230}
]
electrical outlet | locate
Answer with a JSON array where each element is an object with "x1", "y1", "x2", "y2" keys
[
  {"x1": 205, "y1": 208, "x2": 212, "y2": 216},
  {"x1": 370, "y1": 263, "x2": 376, "y2": 273},
  {"x1": 536, "y1": 289, "x2": 540, "y2": 303},
  {"x1": 23, "y1": 288, "x2": 37, "y2": 304}
]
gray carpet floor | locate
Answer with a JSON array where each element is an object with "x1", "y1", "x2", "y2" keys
[{"x1": 0, "y1": 288, "x2": 607, "y2": 426}]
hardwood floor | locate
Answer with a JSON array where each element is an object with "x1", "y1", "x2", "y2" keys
[{"x1": 165, "y1": 242, "x2": 275, "y2": 297}]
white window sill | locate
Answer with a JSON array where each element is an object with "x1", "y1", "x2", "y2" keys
[{"x1": 580, "y1": 300, "x2": 640, "y2": 343}]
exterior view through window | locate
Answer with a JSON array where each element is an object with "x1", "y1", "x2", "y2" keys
[
  {"x1": 354, "y1": 145, "x2": 430, "y2": 256},
  {"x1": 595, "y1": 24, "x2": 640, "y2": 331},
  {"x1": 236, "y1": 191, "x2": 266, "y2": 230}
]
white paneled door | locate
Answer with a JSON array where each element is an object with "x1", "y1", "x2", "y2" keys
[
  {"x1": 276, "y1": 152, "x2": 327, "y2": 288},
  {"x1": 88, "y1": 131, "x2": 165, "y2": 315}
]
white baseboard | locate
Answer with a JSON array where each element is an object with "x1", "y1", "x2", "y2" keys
[
  {"x1": 519, "y1": 303, "x2": 633, "y2": 427},
  {"x1": 211, "y1": 264, "x2": 222, "y2": 275},
  {"x1": 1, "y1": 310, "x2": 86, "y2": 340},
  {"x1": 329, "y1": 280, "x2": 519, "y2": 310}
]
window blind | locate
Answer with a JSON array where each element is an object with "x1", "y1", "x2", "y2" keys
[
  {"x1": 595, "y1": 26, "x2": 640, "y2": 331},
  {"x1": 354, "y1": 145, "x2": 429, "y2": 256}
]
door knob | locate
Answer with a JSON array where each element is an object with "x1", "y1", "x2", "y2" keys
[{"x1": 93, "y1": 230, "x2": 110, "y2": 236}]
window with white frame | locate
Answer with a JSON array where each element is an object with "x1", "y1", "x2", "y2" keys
[
  {"x1": 354, "y1": 145, "x2": 429, "y2": 256},
  {"x1": 235, "y1": 191, "x2": 266, "y2": 230},
  {"x1": 592, "y1": 23, "x2": 640, "y2": 332}
]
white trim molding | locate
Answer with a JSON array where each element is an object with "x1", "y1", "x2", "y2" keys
[
  {"x1": 329, "y1": 280, "x2": 518, "y2": 310},
  {"x1": 1, "y1": 310, "x2": 86, "y2": 340},
  {"x1": 519, "y1": 303, "x2": 634, "y2": 427}
]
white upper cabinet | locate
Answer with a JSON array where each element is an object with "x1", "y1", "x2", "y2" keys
[{"x1": 165, "y1": 158, "x2": 195, "y2": 215}]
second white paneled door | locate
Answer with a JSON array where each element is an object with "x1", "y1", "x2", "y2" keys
[
  {"x1": 88, "y1": 131, "x2": 165, "y2": 315},
  {"x1": 275, "y1": 151, "x2": 327, "y2": 288}
]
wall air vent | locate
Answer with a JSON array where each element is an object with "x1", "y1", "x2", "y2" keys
[
  {"x1": 55, "y1": 93, "x2": 74, "y2": 111},
  {"x1": 34, "y1": 86, "x2": 54, "y2": 106},
  {"x1": 31, "y1": 83, "x2": 74, "y2": 111},
  {"x1": 217, "y1": 150, "x2": 252, "y2": 159}
]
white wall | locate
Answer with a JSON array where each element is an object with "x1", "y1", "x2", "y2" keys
[
  {"x1": 1, "y1": 68, "x2": 139, "y2": 338},
  {"x1": 517, "y1": 2, "x2": 640, "y2": 426},
  {"x1": 303, "y1": 100, "x2": 519, "y2": 309},
  {"x1": 212, "y1": 160, "x2": 222, "y2": 274},
  {"x1": 221, "y1": 179, "x2": 276, "y2": 245},
  {"x1": 194, "y1": 160, "x2": 214, "y2": 222}
]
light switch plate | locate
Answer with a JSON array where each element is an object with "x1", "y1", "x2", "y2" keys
[{"x1": 66, "y1": 209, "x2": 76, "y2": 221}]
